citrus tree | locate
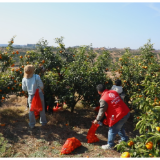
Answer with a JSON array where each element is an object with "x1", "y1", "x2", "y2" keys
[
  {"x1": 24, "y1": 37, "x2": 113, "y2": 112},
  {"x1": 0, "y1": 36, "x2": 25, "y2": 106},
  {"x1": 114, "y1": 40, "x2": 160, "y2": 157}
]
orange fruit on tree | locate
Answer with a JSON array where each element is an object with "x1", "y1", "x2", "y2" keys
[
  {"x1": 42, "y1": 60, "x2": 45, "y2": 63},
  {"x1": 19, "y1": 55, "x2": 23, "y2": 58},
  {"x1": 156, "y1": 127, "x2": 160, "y2": 132},
  {"x1": 12, "y1": 52, "x2": 15, "y2": 55},
  {"x1": 59, "y1": 50, "x2": 63, "y2": 53},
  {"x1": 0, "y1": 89, "x2": 2, "y2": 92},
  {"x1": 26, "y1": 62, "x2": 29, "y2": 64},
  {"x1": 128, "y1": 141, "x2": 134, "y2": 146},
  {"x1": 19, "y1": 84, "x2": 22, "y2": 87},
  {"x1": 146, "y1": 141, "x2": 153, "y2": 150},
  {"x1": 11, "y1": 41, "x2": 13, "y2": 43},
  {"x1": 149, "y1": 153, "x2": 153, "y2": 157},
  {"x1": 21, "y1": 65, "x2": 24, "y2": 68},
  {"x1": 14, "y1": 80, "x2": 17, "y2": 83},
  {"x1": 2, "y1": 97, "x2": 5, "y2": 100},
  {"x1": 16, "y1": 51, "x2": 19, "y2": 54},
  {"x1": 121, "y1": 152, "x2": 130, "y2": 158},
  {"x1": 7, "y1": 87, "x2": 10, "y2": 89},
  {"x1": 154, "y1": 97, "x2": 158, "y2": 102}
]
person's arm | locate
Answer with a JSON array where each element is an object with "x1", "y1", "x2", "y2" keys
[
  {"x1": 22, "y1": 78, "x2": 27, "y2": 91},
  {"x1": 93, "y1": 99, "x2": 108, "y2": 124},
  {"x1": 36, "y1": 75, "x2": 44, "y2": 90}
]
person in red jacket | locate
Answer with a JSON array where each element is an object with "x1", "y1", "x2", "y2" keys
[{"x1": 93, "y1": 84, "x2": 130, "y2": 150}]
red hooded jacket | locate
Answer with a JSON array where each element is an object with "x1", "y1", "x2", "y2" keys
[{"x1": 101, "y1": 89, "x2": 130, "y2": 127}]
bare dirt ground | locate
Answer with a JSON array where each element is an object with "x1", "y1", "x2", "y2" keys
[{"x1": 0, "y1": 95, "x2": 137, "y2": 158}]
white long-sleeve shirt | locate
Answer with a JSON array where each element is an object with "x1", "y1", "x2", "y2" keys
[
  {"x1": 22, "y1": 74, "x2": 44, "y2": 95},
  {"x1": 111, "y1": 85, "x2": 123, "y2": 94}
]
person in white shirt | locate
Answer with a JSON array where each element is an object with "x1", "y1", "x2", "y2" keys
[
  {"x1": 22, "y1": 65, "x2": 47, "y2": 129},
  {"x1": 111, "y1": 79, "x2": 125, "y2": 100}
]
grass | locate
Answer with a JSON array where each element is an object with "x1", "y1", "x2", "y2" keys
[{"x1": 0, "y1": 96, "x2": 137, "y2": 158}]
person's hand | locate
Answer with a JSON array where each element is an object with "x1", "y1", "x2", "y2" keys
[{"x1": 93, "y1": 119, "x2": 98, "y2": 124}]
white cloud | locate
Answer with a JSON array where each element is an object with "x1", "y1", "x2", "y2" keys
[{"x1": 148, "y1": 3, "x2": 160, "y2": 17}]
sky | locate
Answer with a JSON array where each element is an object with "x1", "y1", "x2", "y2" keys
[{"x1": 0, "y1": 1, "x2": 160, "y2": 49}]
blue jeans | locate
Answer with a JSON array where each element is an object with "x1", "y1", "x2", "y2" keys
[
  {"x1": 28, "y1": 92, "x2": 47, "y2": 127},
  {"x1": 108, "y1": 112, "x2": 130, "y2": 147}
]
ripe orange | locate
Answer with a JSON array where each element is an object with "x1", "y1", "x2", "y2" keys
[
  {"x1": 0, "y1": 89, "x2": 2, "y2": 92},
  {"x1": 119, "y1": 58, "x2": 123, "y2": 61},
  {"x1": 149, "y1": 153, "x2": 152, "y2": 156},
  {"x1": 14, "y1": 80, "x2": 17, "y2": 83},
  {"x1": 42, "y1": 60, "x2": 45, "y2": 63},
  {"x1": 21, "y1": 65, "x2": 24, "y2": 68},
  {"x1": 146, "y1": 141, "x2": 153, "y2": 150},
  {"x1": 19, "y1": 55, "x2": 23, "y2": 58},
  {"x1": 11, "y1": 64, "x2": 15, "y2": 67},
  {"x1": 2, "y1": 97, "x2": 5, "y2": 100},
  {"x1": 121, "y1": 152, "x2": 130, "y2": 158},
  {"x1": 19, "y1": 84, "x2": 22, "y2": 87},
  {"x1": 16, "y1": 51, "x2": 19, "y2": 54},
  {"x1": 12, "y1": 52, "x2": 15, "y2": 54},
  {"x1": 156, "y1": 127, "x2": 160, "y2": 132},
  {"x1": 7, "y1": 87, "x2": 10, "y2": 89},
  {"x1": 59, "y1": 50, "x2": 63, "y2": 53},
  {"x1": 128, "y1": 141, "x2": 134, "y2": 146}
]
